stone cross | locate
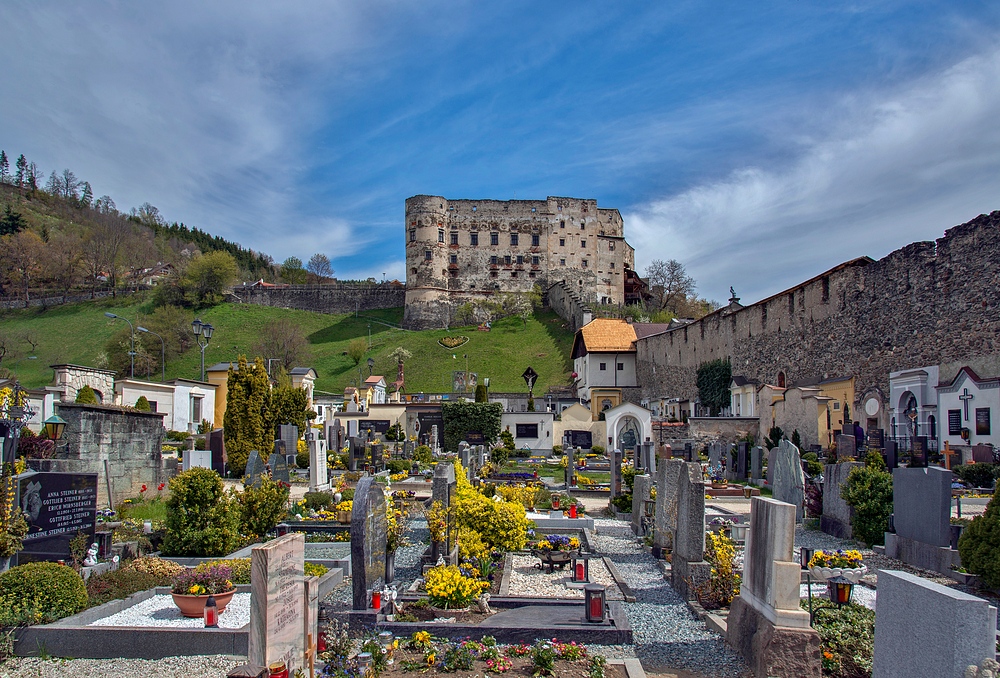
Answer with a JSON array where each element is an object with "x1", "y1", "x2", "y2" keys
[{"x1": 959, "y1": 388, "x2": 974, "y2": 421}]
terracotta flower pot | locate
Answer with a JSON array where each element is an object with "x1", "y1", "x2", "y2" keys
[{"x1": 171, "y1": 589, "x2": 237, "y2": 618}]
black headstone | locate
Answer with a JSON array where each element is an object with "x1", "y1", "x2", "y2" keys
[
  {"x1": 737, "y1": 441, "x2": 749, "y2": 479},
  {"x1": 867, "y1": 428, "x2": 884, "y2": 450},
  {"x1": 883, "y1": 440, "x2": 898, "y2": 469},
  {"x1": 209, "y1": 428, "x2": 227, "y2": 476},
  {"x1": 244, "y1": 449, "x2": 266, "y2": 487},
  {"x1": 910, "y1": 437, "x2": 929, "y2": 468},
  {"x1": 350, "y1": 476, "x2": 387, "y2": 610},
  {"x1": 268, "y1": 452, "x2": 291, "y2": 483},
  {"x1": 684, "y1": 442, "x2": 693, "y2": 461},
  {"x1": 567, "y1": 430, "x2": 593, "y2": 449},
  {"x1": 16, "y1": 471, "x2": 98, "y2": 564}
]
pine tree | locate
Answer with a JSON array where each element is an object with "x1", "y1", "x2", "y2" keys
[
  {"x1": 14, "y1": 155, "x2": 26, "y2": 189},
  {"x1": 46, "y1": 171, "x2": 61, "y2": 196},
  {"x1": 80, "y1": 181, "x2": 93, "y2": 207},
  {"x1": 0, "y1": 151, "x2": 8, "y2": 184},
  {"x1": 223, "y1": 356, "x2": 272, "y2": 476},
  {"x1": 0, "y1": 204, "x2": 25, "y2": 236}
]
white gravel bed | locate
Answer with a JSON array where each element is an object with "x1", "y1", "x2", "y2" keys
[
  {"x1": 2, "y1": 655, "x2": 244, "y2": 677},
  {"x1": 507, "y1": 554, "x2": 624, "y2": 600},
  {"x1": 88, "y1": 593, "x2": 251, "y2": 629}
]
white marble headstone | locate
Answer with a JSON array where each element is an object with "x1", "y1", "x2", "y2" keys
[{"x1": 249, "y1": 533, "x2": 305, "y2": 671}]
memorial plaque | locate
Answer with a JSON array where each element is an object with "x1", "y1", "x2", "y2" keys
[
  {"x1": 465, "y1": 430, "x2": 485, "y2": 445},
  {"x1": 910, "y1": 437, "x2": 928, "y2": 468},
  {"x1": 359, "y1": 420, "x2": 392, "y2": 436},
  {"x1": 17, "y1": 471, "x2": 98, "y2": 564},
  {"x1": 249, "y1": 533, "x2": 305, "y2": 673},
  {"x1": 566, "y1": 430, "x2": 593, "y2": 449},
  {"x1": 948, "y1": 410, "x2": 962, "y2": 436},
  {"x1": 971, "y1": 444, "x2": 995, "y2": 464},
  {"x1": 351, "y1": 477, "x2": 387, "y2": 610},
  {"x1": 975, "y1": 408, "x2": 991, "y2": 436},
  {"x1": 867, "y1": 428, "x2": 884, "y2": 450}
]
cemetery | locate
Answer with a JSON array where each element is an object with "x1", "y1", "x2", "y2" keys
[{"x1": 0, "y1": 366, "x2": 999, "y2": 678}]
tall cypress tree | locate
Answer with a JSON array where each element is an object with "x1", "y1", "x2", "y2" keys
[{"x1": 223, "y1": 356, "x2": 272, "y2": 476}]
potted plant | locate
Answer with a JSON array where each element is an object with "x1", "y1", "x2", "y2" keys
[
  {"x1": 335, "y1": 500, "x2": 353, "y2": 524},
  {"x1": 171, "y1": 562, "x2": 236, "y2": 617},
  {"x1": 529, "y1": 534, "x2": 580, "y2": 573},
  {"x1": 807, "y1": 549, "x2": 868, "y2": 583},
  {"x1": 708, "y1": 464, "x2": 727, "y2": 489}
]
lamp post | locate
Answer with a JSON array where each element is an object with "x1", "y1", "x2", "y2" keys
[
  {"x1": 137, "y1": 326, "x2": 165, "y2": 382},
  {"x1": 105, "y1": 312, "x2": 135, "y2": 378},
  {"x1": 483, "y1": 377, "x2": 490, "y2": 401},
  {"x1": 191, "y1": 318, "x2": 214, "y2": 381}
]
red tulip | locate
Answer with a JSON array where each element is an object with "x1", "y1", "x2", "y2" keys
[
  {"x1": 140, "y1": 484, "x2": 147, "y2": 492},
  {"x1": 157, "y1": 483, "x2": 165, "y2": 491}
]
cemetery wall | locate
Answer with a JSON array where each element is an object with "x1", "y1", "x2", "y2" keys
[
  {"x1": 232, "y1": 283, "x2": 405, "y2": 315},
  {"x1": 686, "y1": 416, "x2": 759, "y2": 443},
  {"x1": 636, "y1": 211, "x2": 1000, "y2": 423},
  {"x1": 403, "y1": 195, "x2": 636, "y2": 329},
  {"x1": 34, "y1": 402, "x2": 172, "y2": 505}
]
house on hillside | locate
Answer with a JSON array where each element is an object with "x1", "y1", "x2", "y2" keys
[{"x1": 571, "y1": 318, "x2": 638, "y2": 405}]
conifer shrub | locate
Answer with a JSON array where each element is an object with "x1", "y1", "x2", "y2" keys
[
  {"x1": 958, "y1": 493, "x2": 1000, "y2": 589},
  {"x1": 74, "y1": 385, "x2": 99, "y2": 404},
  {"x1": 236, "y1": 475, "x2": 289, "y2": 540},
  {"x1": 0, "y1": 562, "x2": 88, "y2": 625},
  {"x1": 162, "y1": 467, "x2": 240, "y2": 557},
  {"x1": 134, "y1": 395, "x2": 151, "y2": 411}
]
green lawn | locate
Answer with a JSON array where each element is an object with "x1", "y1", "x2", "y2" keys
[{"x1": 1, "y1": 297, "x2": 575, "y2": 395}]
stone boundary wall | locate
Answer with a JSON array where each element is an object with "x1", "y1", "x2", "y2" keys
[
  {"x1": 229, "y1": 283, "x2": 405, "y2": 315},
  {"x1": 0, "y1": 287, "x2": 142, "y2": 310},
  {"x1": 546, "y1": 281, "x2": 593, "y2": 332},
  {"x1": 636, "y1": 211, "x2": 1000, "y2": 415}
]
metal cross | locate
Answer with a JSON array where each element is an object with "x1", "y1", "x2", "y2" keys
[{"x1": 959, "y1": 388, "x2": 975, "y2": 421}]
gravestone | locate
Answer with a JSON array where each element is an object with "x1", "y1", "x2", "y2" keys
[
  {"x1": 16, "y1": 471, "x2": 98, "y2": 564},
  {"x1": 866, "y1": 428, "x2": 884, "y2": 451},
  {"x1": 350, "y1": 476, "x2": 387, "y2": 610},
  {"x1": 750, "y1": 445, "x2": 764, "y2": 482},
  {"x1": 209, "y1": 428, "x2": 227, "y2": 476},
  {"x1": 736, "y1": 441, "x2": 749, "y2": 479},
  {"x1": 346, "y1": 420, "x2": 359, "y2": 437},
  {"x1": 182, "y1": 447, "x2": 212, "y2": 472},
  {"x1": 308, "y1": 431, "x2": 330, "y2": 492},
  {"x1": 610, "y1": 449, "x2": 623, "y2": 499},
  {"x1": 883, "y1": 439, "x2": 898, "y2": 469},
  {"x1": 725, "y1": 444, "x2": 738, "y2": 482},
  {"x1": 348, "y1": 437, "x2": 363, "y2": 472},
  {"x1": 430, "y1": 425, "x2": 439, "y2": 453},
  {"x1": 244, "y1": 449, "x2": 267, "y2": 488},
  {"x1": 771, "y1": 440, "x2": 805, "y2": 521},
  {"x1": 458, "y1": 442, "x2": 470, "y2": 470},
  {"x1": 683, "y1": 442, "x2": 693, "y2": 462},
  {"x1": 371, "y1": 443, "x2": 384, "y2": 471},
  {"x1": 971, "y1": 444, "x2": 995, "y2": 464},
  {"x1": 820, "y1": 462, "x2": 861, "y2": 539},
  {"x1": 670, "y1": 461, "x2": 711, "y2": 600},
  {"x1": 708, "y1": 442, "x2": 722, "y2": 467},
  {"x1": 835, "y1": 434, "x2": 856, "y2": 459},
  {"x1": 631, "y1": 474, "x2": 652, "y2": 536},
  {"x1": 268, "y1": 450, "x2": 291, "y2": 484},
  {"x1": 279, "y1": 424, "x2": 299, "y2": 466},
  {"x1": 727, "y1": 497, "x2": 819, "y2": 678},
  {"x1": 766, "y1": 447, "x2": 777, "y2": 484},
  {"x1": 566, "y1": 449, "x2": 577, "y2": 490},
  {"x1": 641, "y1": 440, "x2": 656, "y2": 474},
  {"x1": 302, "y1": 575, "x2": 320, "y2": 671},
  {"x1": 653, "y1": 457, "x2": 683, "y2": 554},
  {"x1": 248, "y1": 533, "x2": 305, "y2": 672},
  {"x1": 329, "y1": 419, "x2": 344, "y2": 453},
  {"x1": 885, "y1": 466, "x2": 958, "y2": 574},
  {"x1": 872, "y1": 570, "x2": 997, "y2": 678},
  {"x1": 658, "y1": 442, "x2": 673, "y2": 459},
  {"x1": 910, "y1": 436, "x2": 929, "y2": 468}
]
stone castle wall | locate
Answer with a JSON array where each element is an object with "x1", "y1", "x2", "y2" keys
[
  {"x1": 546, "y1": 281, "x2": 593, "y2": 333},
  {"x1": 403, "y1": 195, "x2": 635, "y2": 329},
  {"x1": 231, "y1": 283, "x2": 406, "y2": 315},
  {"x1": 636, "y1": 211, "x2": 1000, "y2": 418}
]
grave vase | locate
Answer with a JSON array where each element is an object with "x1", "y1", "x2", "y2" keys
[{"x1": 385, "y1": 550, "x2": 396, "y2": 584}]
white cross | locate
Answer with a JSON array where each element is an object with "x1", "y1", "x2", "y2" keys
[{"x1": 959, "y1": 388, "x2": 975, "y2": 421}]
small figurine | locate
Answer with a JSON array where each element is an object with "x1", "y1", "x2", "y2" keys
[
  {"x1": 83, "y1": 543, "x2": 99, "y2": 567},
  {"x1": 477, "y1": 593, "x2": 492, "y2": 614}
]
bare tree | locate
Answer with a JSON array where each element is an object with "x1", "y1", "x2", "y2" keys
[
  {"x1": 0, "y1": 230, "x2": 45, "y2": 306},
  {"x1": 121, "y1": 226, "x2": 158, "y2": 291},
  {"x1": 645, "y1": 259, "x2": 696, "y2": 313},
  {"x1": 61, "y1": 169, "x2": 80, "y2": 200},
  {"x1": 43, "y1": 231, "x2": 83, "y2": 302},
  {"x1": 253, "y1": 318, "x2": 309, "y2": 370},
  {"x1": 27, "y1": 162, "x2": 40, "y2": 193},
  {"x1": 306, "y1": 253, "x2": 334, "y2": 283}
]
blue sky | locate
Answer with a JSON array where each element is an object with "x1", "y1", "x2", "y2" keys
[{"x1": 2, "y1": 1, "x2": 999, "y2": 304}]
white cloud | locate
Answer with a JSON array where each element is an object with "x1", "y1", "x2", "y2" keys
[{"x1": 625, "y1": 45, "x2": 1000, "y2": 304}]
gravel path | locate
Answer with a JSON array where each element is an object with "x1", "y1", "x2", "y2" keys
[{"x1": 590, "y1": 518, "x2": 750, "y2": 678}]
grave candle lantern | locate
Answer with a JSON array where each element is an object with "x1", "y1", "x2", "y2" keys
[
  {"x1": 584, "y1": 583, "x2": 606, "y2": 623},
  {"x1": 317, "y1": 608, "x2": 328, "y2": 653},
  {"x1": 827, "y1": 575, "x2": 854, "y2": 606},
  {"x1": 203, "y1": 595, "x2": 218, "y2": 628},
  {"x1": 572, "y1": 554, "x2": 590, "y2": 583},
  {"x1": 799, "y1": 547, "x2": 814, "y2": 570},
  {"x1": 371, "y1": 589, "x2": 382, "y2": 610},
  {"x1": 378, "y1": 631, "x2": 395, "y2": 663},
  {"x1": 267, "y1": 661, "x2": 288, "y2": 678},
  {"x1": 569, "y1": 504, "x2": 578, "y2": 519},
  {"x1": 358, "y1": 652, "x2": 373, "y2": 678}
]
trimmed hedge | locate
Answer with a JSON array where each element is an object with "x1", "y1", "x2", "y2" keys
[{"x1": 0, "y1": 562, "x2": 88, "y2": 625}]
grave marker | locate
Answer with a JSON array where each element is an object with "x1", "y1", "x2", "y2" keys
[
  {"x1": 750, "y1": 445, "x2": 764, "y2": 482},
  {"x1": 279, "y1": 424, "x2": 299, "y2": 466},
  {"x1": 307, "y1": 431, "x2": 330, "y2": 492},
  {"x1": 736, "y1": 441, "x2": 749, "y2": 479},
  {"x1": 670, "y1": 461, "x2": 711, "y2": 600},
  {"x1": 835, "y1": 434, "x2": 856, "y2": 459},
  {"x1": 269, "y1": 450, "x2": 291, "y2": 484},
  {"x1": 883, "y1": 439, "x2": 898, "y2": 469},
  {"x1": 653, "y1": 457, "x2": 682, "y2": 554},
  {"x1": 820, "y1": 462, "x2": 861, "y2": 538},
  {"x1": 244, "y1": 449, "x2": 267, "y2": 487},
  {"x1": 209, "y1": 428, "x2": 227, "y2": 476},
  {"x1": 351, "y1": 476, "x2": 387, "y2": 610},
  {"x1": 16, "y1": 471, "x2": 98, "y2": 564},
  {"x1": 771, "y1": 439, "x2": 805, "y2": 521},
  {"x1": 707, "y1": 442, "x2": 722, "y2": 467},
  {"x1": 631, "y1": 474, "x2": 652, "y2": 536},
  {"x1": 971, "y1": 444, "x2": 995, "y2": 464},
  {"x1": 249, "y1": 533, "x2": 305, "y2": 672}
]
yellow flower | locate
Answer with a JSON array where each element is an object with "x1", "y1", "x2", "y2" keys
[{"x1": 426, "y1": 653, "x2": 436, "y2": 666}]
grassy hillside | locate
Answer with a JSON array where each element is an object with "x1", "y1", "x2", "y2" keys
[{"x1": 0, "y1": 298, "x2": 576, "y2": 395}]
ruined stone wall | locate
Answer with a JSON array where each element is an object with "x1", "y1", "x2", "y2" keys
[
  {"x1": 231, "y1": 283, "x2": 405, "y2": 315},
  {"x1": 636, "y1": 211, "x2": 1000, "y2": 414},
  {"x1": 36, "y1": 402, "x2": 173, "y2": 506},
  {"x1": 403, "y1": 195, "x2": 634, "y2": 329}
]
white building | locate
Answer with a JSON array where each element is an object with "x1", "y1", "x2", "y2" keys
[
  {"x1": 114, "y1": 378, "x2": 217, "y2": 433},
  {"x1": 500, "y1": 411, "x2": 555, "y2": 454},
  {"x1": 729, "y1": 376, "x2": 759, "y2": 417},
  {"x1": 571, "y1": 318, "x2": 637, "y2": 402},
  {"x1": 363, "y1": 375, "x2": 387, "y2": 406},
  {"x1": 937, "y1": 366, "x2": 998, "y2": 448}
]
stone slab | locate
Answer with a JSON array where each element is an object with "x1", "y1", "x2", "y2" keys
[
  {"x1": 892, "y1": 466, "x2": 952, "y2": 548},
  {"x1": 883, "y1": 533, "x2": 960, "y2": 576},
  {"x1": 771, "y1": 440, "x2": 805, "y2": 522},
  {"x1": 872, "y1": 569, "x2": 998, "y2": 678},
  {"x1": 820, "y1": 462, "x2": 860, "y2": 539},
  {"x1": 726, "y1": 595, "x2": 821, "y2": 678}
]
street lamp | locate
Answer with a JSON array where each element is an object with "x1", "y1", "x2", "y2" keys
[
  {"x1": 105, "y1": 312, "x2": 135, "y2": 378},
  {"x1": 137, "y1": 326, "x2": 165, "y2": 383},
  {"x1": 43, "y1": 414, "x2": 67, "y2": 442},
  {"x1": 191, "y1": 318, "x2": 214, "y2": 381}
]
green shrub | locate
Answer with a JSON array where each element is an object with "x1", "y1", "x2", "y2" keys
[
  {"x1": 340, "y1": 487, "x2": 355, "y2": 502},
  {"x1": 953, "y1": 464, "x2": 998, "y2": 489},
  {"x1": 805, "y1": 599, "x2": 874, "y2": 678},
  {"x1": 237, "y1": 476, "x2": 290, "y2": 540},
  {"x1": 86, "y1": 568, "x2": 166, "y2": 607},
  {"x1": 162, "y1": 467, "x2": 240, "y2": 557},
  {"x1": 840, "y1": 452, "x2": 893, "y2": 546},
  {"x1": 386, "y1": 459, "x2": 411, "y2": 474},
  {"x1": 413, "y1": 445, "x2": 433, "y2": 464},
  {"x1": 74, "y1": 385, "x2": 98, "y2": 404},
  {"x1": 454, "y1": 461, "x2": 528, "y2": 552},
  {"x1": 302, "y1": 491, "x2": 335, "y2": 511},
  {"x1": 134, "y1": 395, "x2": 151, "y2": 411},
  {"x1": 165, "y1": 430, "x2": 190, "y2": 442},
  {"x1": 296, "y1": 444, "x2": 310, "y2": 470},
  {"x1": 801, "y1": 453, "x2": 824, "y2": 477},
  {"x1": 0, "y1": 562, "x2": 87, "y2": 625},
  {"x1": 611, "y1": 493, "x2": 633, "y2": 513},
  {"x1": 591, "y1": 445, "x2": 605, "y2": 456},
  {"x1": 304, "y1": 562, "x2": 328, "y2": 578},
  {"x1": 958, "y1": 493, "x2": 1000, "y2": 589}
]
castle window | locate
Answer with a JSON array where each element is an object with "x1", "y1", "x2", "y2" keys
[
  {"x1": 532, "y1": 256, "x2": 539, "y2": 265},
  {"x1": 409, "y1": 229, "x2": 416, "y2": 242},
  {"x1": 582, "y1": 259, "x2": 588, "y2": 268},
  {"x1": 821, "y1": 276, "x2": 830, "y2": 303},
  {"x1": 490, "y1": 270, "x2": 498, "y2": 278},
  {"x1": 531, "y1": 207, "x2": 536, "y2": 212},
  {"x1": 558, "y1": 206, "x2": 562, "y2": 211},
  {"x1": 472, "y1": 206, "x2": 477, "y2": 212},
  {"x1": 617, "y1": 363, "x2": 624, "y2": 370},
  {"x1": 516, "y1": 255, "x2": 524, "y2": 265},
  {"x1": 581, "y1": 239, "x2": 586, "y2": 248},
  {"x1": 449, "y1": 254, "x2": 457, "y2": 264},
  {"x1": 610, "y1": 262, "x2": 615, "y2": 269},
  {"x1": 560, "y1": 220, "x2": 565, "y2": 228},
  {"x1": 529, "y1": 271, "x2": 536, "y2": 277},
  {"x1": 449, "y1": 269, "x2": 457, "y2": 277},
  {"x1": 510, "y1": 233, "x2": 518, "y2": 246},
  {"x1": 424, "y1": 250, "x2": 432, "y2": 260},
  {"x1": 470, "y1": 232, "x2": 478, "y2": 246},
  {"x1": 560, "y1": 258, "x2": 566, "y2": 266},
  {"x1": 490, "y1": 232, "x2": 499, "y2": 246},
  {"x1": 504, "y1": 255, "x2": 511, "y2": 266},
  {"x1": 580, "y1": 221, "x2": 585, "y2": 229},
  {"x1": 511, "y1": 271, "x2": 517, "y2": 278},
  {"x1": 532, "y1": 234, "x2": 540, "y2": 246},
  {"x1": 438, "y1": 229, "x2": 444, "y2": 243},
  {"x1": 559, "y1": 238, "x2": 565, "y2": 246},
  {"x1": 608, "y1": 242, "x2": 614, "y2": 251},
  {"x1": 490, "y1": 255, "x2": 498, "y2": 265},
  {"x1": 450, "y1": 232, "x2": 458, "y2": 245}
]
